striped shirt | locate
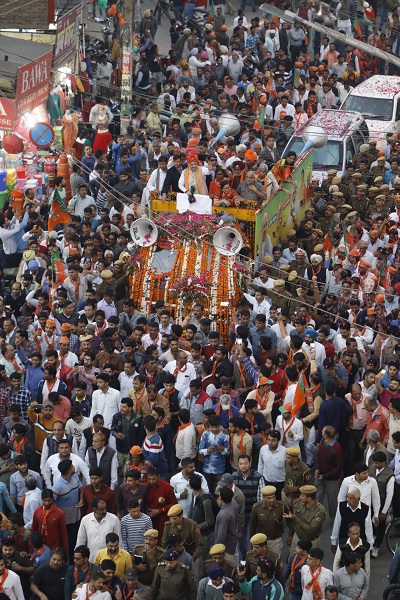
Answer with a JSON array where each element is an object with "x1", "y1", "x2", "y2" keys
[
  {"x1": 120, "y1": 513, "x2": 153, "y2": 552},
  {"x1": 52, "y1": 473, "x2": 82, "y2": 524}
]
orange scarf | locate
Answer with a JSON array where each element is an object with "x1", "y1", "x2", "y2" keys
[
  {"x1": 12, "y1": 436, "x2": 28, "y2": 454},
  {"x1": 41, "y1": 503, "x2": 56, "y2": 540},
  {"x1": 289, "y1": 554, "x2": 307, "y2": 592},
  {"x1": 133, "y1": 388, "x2": 146, "y2": 413},
  {"x1": 304, "y1": 566, "x2": 323, "y2": 600},
  {"x1": 0, "y1": 569, "x2": 9, "y2": 593},
  {"x1": 86, "y1": 586, "x2": 96, "y2": 600},
  {"x1": 43, "y1": 333, "x2": 55, "y2": 351},
  {"x1": 74, "y1": 277, "x2": 81, "y2": 301},
  {"x1": 215, "y1": 403, "x2": 233, "y2": 420},
  {"x1": 237, "y1": 361, "x2": 247, "y2": 387},
  {"x1": 281, "y1": 416, "x2": 295, "y2": 445},
  {"x1": 349, "y1": 395, "x2": 362, "y2": 426},
  {"x1": 30, "y1": 546, "x2": 45, "y2": 563},
  {"x1": 5, "y1": 357, "x2": 20, "y2": 373},
  {"x1": 184, "y1": 167, "x2": 208, "y2": 195},
  {"x1": 245, "y1": 413, "x2": 255, "y2": 435},
  {"x1": 174, "y1": 420, "x2": 192, "y2": 443},
  {"x1": 230, "y1": 430, "x2": 245, "y2": 457},
  {"x1": 173, "y1": 364, "x2": 187, "y2": 376}
]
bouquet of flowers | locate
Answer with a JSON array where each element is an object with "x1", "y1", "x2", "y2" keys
[{"x1": 169, "y1": 272, "x2": 212, "y2": 305}]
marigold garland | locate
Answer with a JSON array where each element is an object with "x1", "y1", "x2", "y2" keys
[{"x1": 127, "y1": 214, "x2": 252, "y2": 342}]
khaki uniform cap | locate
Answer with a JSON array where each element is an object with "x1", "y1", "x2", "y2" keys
[
  {"x1": 250, "y1": 533, "x2": 268, "y2": 544},
  {"x1": 144, "y1": 529, "x2": 159, "y2": 538},
  {"x1": 210, "y1": 544, "x2": 226, "y2": 554},
  {"x1": 167, "y1": 504, "x2": 184, "y2": 517},
  {"x1": 299, "y1": 485, "x2": 317, "y2": 495}
]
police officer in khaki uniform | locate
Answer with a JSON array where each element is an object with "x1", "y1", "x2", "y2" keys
[
  {"x1": 245, "y1": 533, "x2": 284, "y2": 586},
  {"x1": 150, "y1": 548, "x2": 196, "y2": 600},
  {"x1": 249, "y1": 486, "x2": 285, "y2": 556},
  {"x1": 133, "y1": 528, "x2": 165, "y2": 587},
  {"x1": 285, "y1": 485, "x2": 327, "y2": 552},
  {"x1": 161, "y1": 503, "x2": 204, "y2": 560},
  {"x1": 350, "y1": 184, "x2": 369, "y2": 219},
  {"x1": 283, "y1": 448, "x2": 312, "y2": 505},
  {"x1": 203, "y1": 544, "x2": 237, "y2": 581},
  {"x1": 265, "y1": 280, "x2": 293, "y2": 315},
  {"x1": 318, "y1": 205, "x2": 336, "y2": 236}
]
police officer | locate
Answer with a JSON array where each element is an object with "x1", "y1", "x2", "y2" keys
[
  {"x1": 244, "y1": 533, "x2": 284, "y2": 586},
  {"x1": 132, "y1": 528, "x2": 164, "y2": 587},
  {"x1": 161, "y1": 503, "x2": 204, "y2": 560},
  {"x1": 285, "y1": 485, "x2": 327, "y2": 552},
  {"x1": 249, "y1": 486, "x2": 285, "y2": 556},
  {"x1": 203, "y1": 544, "x2": 237, "y2": 580},
  {"x1": 283, "y1": 447, "x2": 312, "y2": 505},
  {"x1": 150, "y1": 548, "x2": 196, "y2": 600}
]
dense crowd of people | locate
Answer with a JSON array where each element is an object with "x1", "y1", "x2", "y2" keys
[{"x1": 2, "y1": 0, "x2": 400, "y2": 599}]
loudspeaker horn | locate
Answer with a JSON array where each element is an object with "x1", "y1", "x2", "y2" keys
[
  {"x1": 130, "y1": 218, "x2": 158, "y2": 247},
  {"x1": 213, "y1": 226, "x2": 243, "y2": 256}
]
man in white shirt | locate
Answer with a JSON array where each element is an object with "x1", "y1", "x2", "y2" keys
[
  {"x1": 95, "y1": 56, "x2": 113, "y2": 97},
  {"x1": 90, "y1": 373, "x2": 121, "y2": 428},
  {"x1": 243, "y1": 288, "x2": 271, "y2": 317},
  {"x1": 40, "y1": 421, "x2": 79, "y2": 472},
  {"x1": 0, "y1": 214, "x2": 21, "y2": 265},
  {"x1": 0, "y1": 554, "x2": 24, "y2": 600},
  {"x1": 75, "y1": 572, "x2": 111, "y2": 600},
  {"x1": 85, "y1": 432, "x2": 118, "y2": 490},
  {"x1": 23, "y1": 475, "x2": 42, "y2": 528},
  {"x1": 163, "y1": 352, "x2": 197, "y2": 395},
  {"x1": 337, "y1": 463, "x2": 381, "y2": 521},
  {"x1": 301, "y1": 547, "x2": 333, "y2": 600},
  {"x1": 275, "y1": 404, "x2": 303, "y2": 450},
  {"x1": 43, "y1": 439, "x2": 90, "y2": 489},
  {"x1": 76, "y1": 498, "x2": 121, "y2": 561},
  {"x1": 170, "y1": 457, "x2": 209, "y2": 517},
  {"x1": 118, "y1": 360, "x2": 138, "y2": 399},
  {"x1": 302, "y1": 329, "x2": 326, "y2": 368}
]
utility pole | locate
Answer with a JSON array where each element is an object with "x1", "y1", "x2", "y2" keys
[{"x1": 120, "y1": 0, "x2": 133, "y2": 135}]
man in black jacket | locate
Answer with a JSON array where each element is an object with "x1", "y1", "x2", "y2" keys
[
  {"x1": 111, "y1": 397, "x2": 143, "y2": 472},
  {"x1": 161, "y1": 155, "x2": 184, "y2": 197}
]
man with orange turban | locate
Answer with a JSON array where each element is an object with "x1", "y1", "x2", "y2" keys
[{"x1": 178, "y1": 153, "x2": 210, "y2": 195}]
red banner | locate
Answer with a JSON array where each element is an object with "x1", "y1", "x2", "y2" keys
[
  {"x1": 0, "y1": 98, "x2": 15, "y2": 130},
  {"x1": 53, "y1": 5, "x2": 81, "y2": 71},
  {"x1": 16, "y1": 51, "x2": 53, "y2": 114}
]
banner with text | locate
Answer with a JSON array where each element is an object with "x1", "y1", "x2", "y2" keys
[
  {"x1": 16, "y1": 51, "x2": 53, "y2": 114},
  {"x1": 53, "y1": 5, "x2": 81, "y2": 72},
  {"x1": 254, "y1": 150, "x2": 313, "y2": 263}
]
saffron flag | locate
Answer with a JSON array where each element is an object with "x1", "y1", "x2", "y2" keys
[
  {"x1": 291, "y1": 374, "x2": 306, "y2": 416},
  {"x1": 50, "y1": 249, "x2": 67, "y2": 284},
  {"x1": 48, "y1": 188, "x2": 69, "y2": 232},
  {"x1": 341, "y1": 222, "x2": 354, "y2": 249},
  {"x1": 323, "y1": 233, "x2": 332, "y2": 252}
]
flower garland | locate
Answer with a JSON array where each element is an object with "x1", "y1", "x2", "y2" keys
[
  {"x1": 169, "y1": 273, "x2": 213, "y2": 306},
  {"x1": 209, "y1": 249, "x2": 220, "y2": 324}
]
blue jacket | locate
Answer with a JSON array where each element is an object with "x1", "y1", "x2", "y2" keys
[
  {"x1": 239, "y1": 576, "x2": 284, "y2": 600},
  {"x1": 115, "y1": 150, "x2": 141, "y2": 178},
  {"x1": 15, "y1": 211, "x2": 29, "y2": 253},
  {"x1": 316, "y1": 395, "x2": 353, "y2": 443}
]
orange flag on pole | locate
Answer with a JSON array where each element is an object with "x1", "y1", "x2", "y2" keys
[
  {"x1": 48, "y1": 188, "x2": 70, "y2": 231},
  {"x1": 291, "y1": 373, "x2": 307, "y2": 416}
]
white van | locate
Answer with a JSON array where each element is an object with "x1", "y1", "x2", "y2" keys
[
  {"x1": 340, "y1": 75, "x2": 400, "y2": 140},
  {"x1": 282, "y1": 109, "x2": 369, "y2": 182}
]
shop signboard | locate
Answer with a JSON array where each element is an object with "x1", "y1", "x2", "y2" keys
[
  {"x1": 53, "y1": 5, "x2": 81, "y2": 71},
  {"x1": 0, "y1": 98, "x2": 15, "y2": 130},
  {"x1": 16, "y1": 51, "x2": 53, "y2": 114}
]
